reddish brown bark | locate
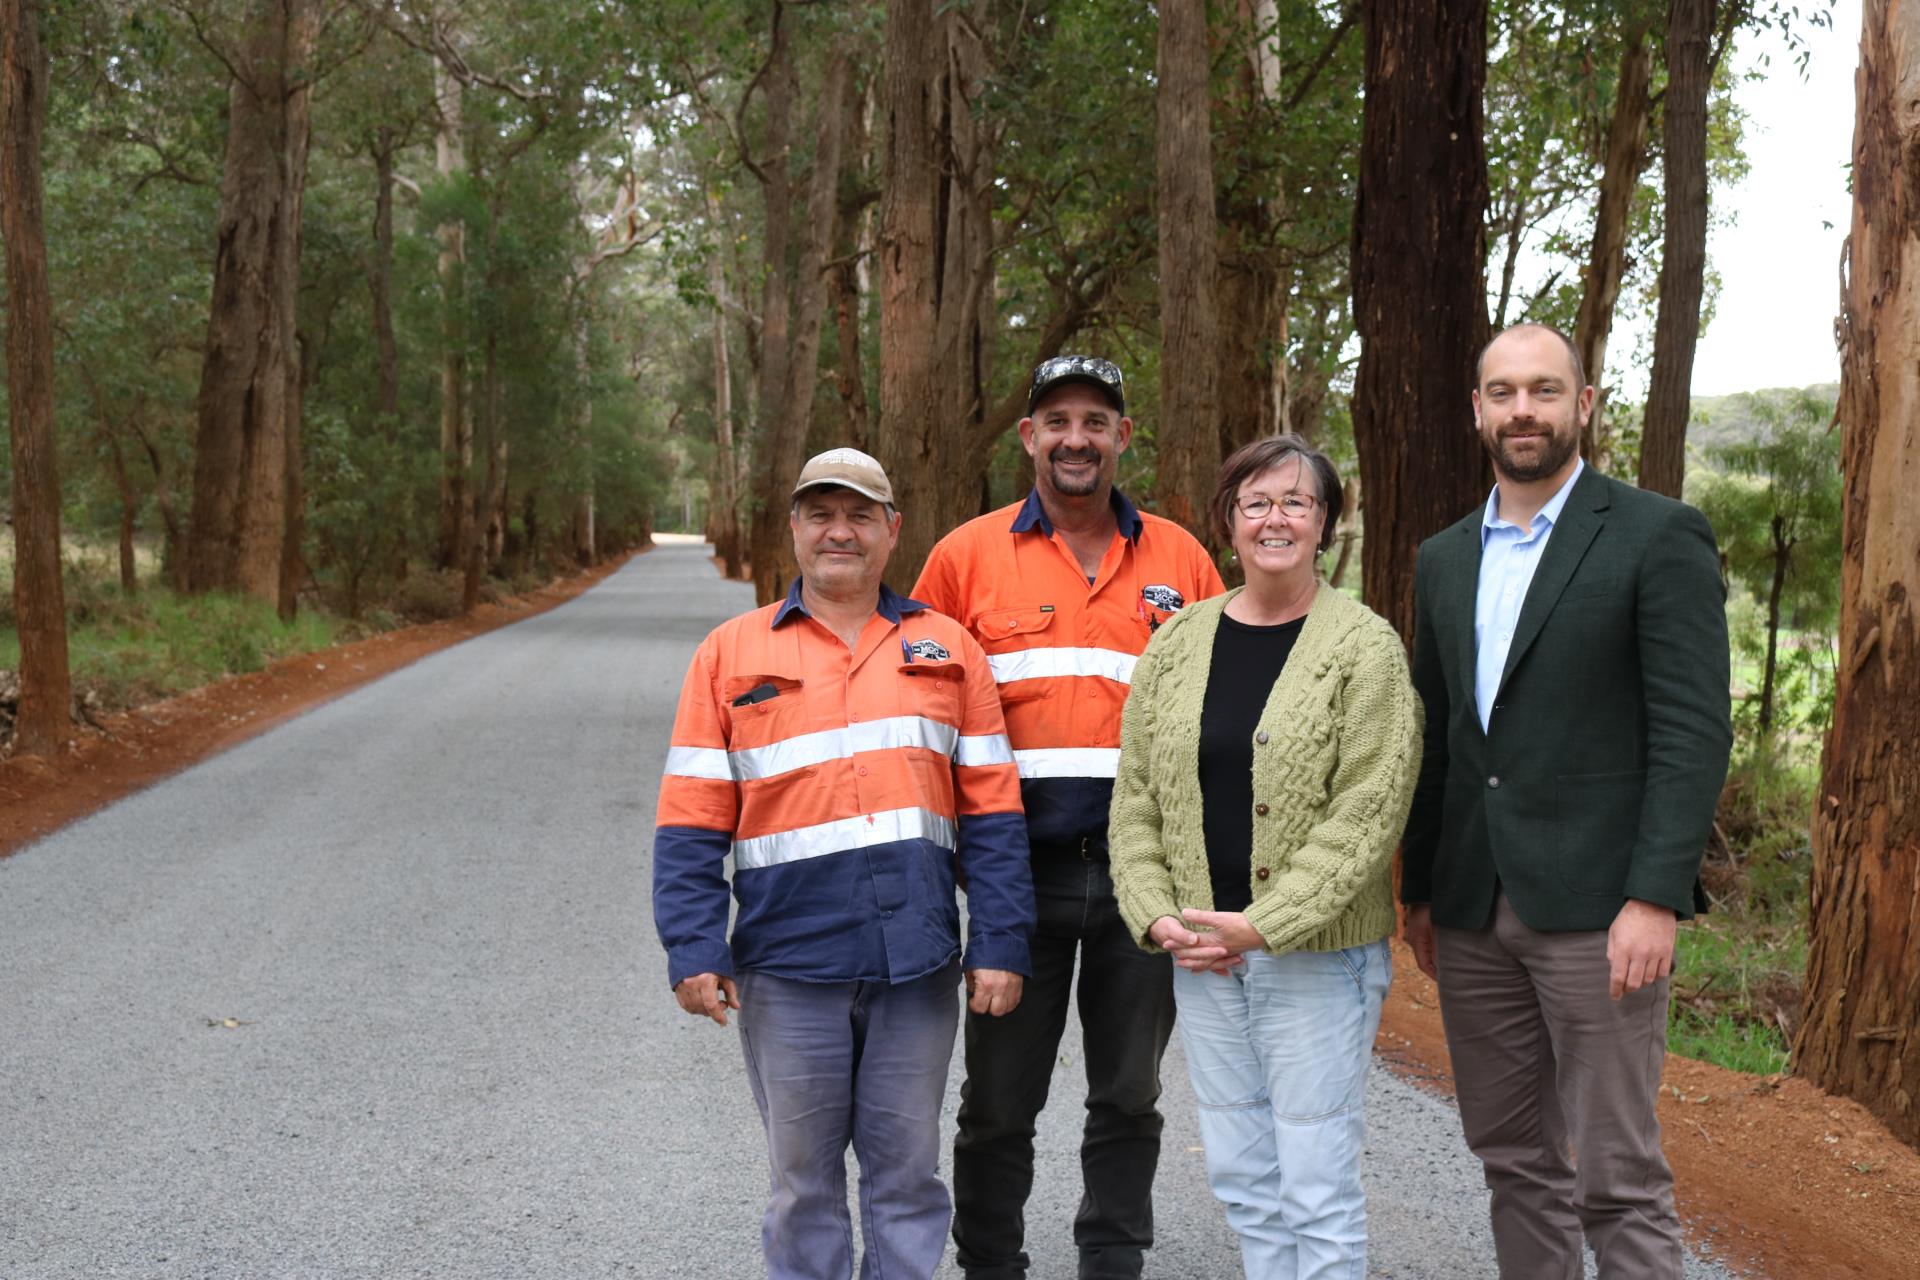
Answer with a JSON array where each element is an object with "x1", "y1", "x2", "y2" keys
[
  {"x1": 1794, "y1": 0, "x2": 1920, "y2": 1151},
  {"x1": 185, "y1": 0, "x2": 318, "y2": 605},
  {"x1": 1639, "y1": 0, "x2": 1711, "y2": 498},
  {"x1": 1, "y1": 0, "x2": 70, "y2": 757},
  {"x1": 434, "y1": 59, "x2": 469, "y2": 571},
  {"x1": 1156, "y1": 0, "x2": 1222, "y2": 542},
  {"x1": 1350, "y1": 0, "x2": 1492, "y2": 641},
  {"x1": 1575, "y1": 23, "x2": 1654, "y2": 460},
  {"x1": 743, "y1": 2, "x2": 798, "y2": 605}
]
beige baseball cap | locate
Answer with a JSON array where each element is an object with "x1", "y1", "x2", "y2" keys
[{"x1": 792, "y1": 447, "x2": 894, "y2": 504}]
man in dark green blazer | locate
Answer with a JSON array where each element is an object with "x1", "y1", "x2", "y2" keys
[{"x1": 1401, "y1": 323, "x2": 1732, "y2": 1279}]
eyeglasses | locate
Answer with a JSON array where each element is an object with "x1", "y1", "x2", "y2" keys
[{"x1": 1234, "y1": 493, "x2": 1319, "y2": 520}]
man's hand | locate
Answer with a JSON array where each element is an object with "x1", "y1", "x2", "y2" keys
[
  {"x1": 1403, "y1": 904, "x2": 1438, "y2": 983},
  {"x1": 674, "y1": 973, "x2": 741, "y2": 1026},
  {"x1": 1148, "y1": 915, "x2": 1242, "y2": 973},
  {"x1": 1608, "y1": 898, "x2": 1678, "y2": 1000},
  {"x1": 965, "y1": 968, "x2": 1023, "y2": 1017}
]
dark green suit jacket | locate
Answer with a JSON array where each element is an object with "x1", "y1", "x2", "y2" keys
[{"x1": 1400, "y1": 466, "x2": 1733, "y2": 932}]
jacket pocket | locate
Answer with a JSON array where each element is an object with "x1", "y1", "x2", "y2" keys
[{"x1": 1554, "y1": 769, "x2": 1646, "y2": 896}]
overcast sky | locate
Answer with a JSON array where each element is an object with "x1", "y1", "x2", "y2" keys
[{"x1": 1685, "y1": 0, "x2": 1859, "y2": 396}]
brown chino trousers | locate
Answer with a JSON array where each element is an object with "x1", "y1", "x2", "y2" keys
[{"x1": 1436, "y1": 895, "x2": 1683, "y2": 1279}]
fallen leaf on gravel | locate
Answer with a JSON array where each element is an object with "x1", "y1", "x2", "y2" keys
[{"x1": 205, "y1": 1017, "x2": 248, "y2": 1029}]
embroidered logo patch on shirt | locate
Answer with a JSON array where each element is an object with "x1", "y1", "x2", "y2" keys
[
  {"x1": 1140, "y1": 584, "x2": 1185, "y2": 613},
  {"x1": 908, "y1": 638, "x2": 951, "y2": 662}
]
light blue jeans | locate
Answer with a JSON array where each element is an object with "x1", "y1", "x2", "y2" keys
[{"x1": 1171, "y1": 939, "x2": 1391, "y2": 1280}]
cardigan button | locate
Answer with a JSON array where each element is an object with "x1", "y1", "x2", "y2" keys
[
  {"x1": 1255, "y1": 867, "x2": 1270, "y2": 880},
  {"x1": 1488, "y1": 775, "x2": 1501, "y2": 789},
  {"x1": 1254, "y1": 730, "x2": 1269, "y2": 745},
  {"x1": 1255, "y1": 803, "x2": 1269, "y2": 816}
]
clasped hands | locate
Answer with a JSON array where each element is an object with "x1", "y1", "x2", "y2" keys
[{"x1": 1149, "y1": 909, "x2": 1266, "y2": 973}]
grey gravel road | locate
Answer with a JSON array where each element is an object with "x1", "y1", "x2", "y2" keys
[{"x1": 0, "y1": 539, "x2": 1753, "y2": 1279}]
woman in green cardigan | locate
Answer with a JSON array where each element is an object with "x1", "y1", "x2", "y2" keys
[{"x1": 1108, "y1": 434, "x2": 1421, "y2": 1279}]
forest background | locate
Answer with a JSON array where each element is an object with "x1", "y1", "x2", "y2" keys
[{"x1": 2, "y1": 0, "x2": 1915, "y2": 1154}]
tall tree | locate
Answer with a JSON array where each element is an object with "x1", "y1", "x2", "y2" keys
[
  {"x1": 1, "y1": 0, "x2": 71, "y2": 756},
  {"x1": 1638, "y1": 0, "x2": 1712, "y2": 497},
  {"x1": 1573, "y1": 16, "x2": 1655, "y2": 458},
  {"x1": 432, "y1": 56, "x2": 470, "y2": 570},
  {"x1": 1795, "y1": 0, "x2": 1920, "y2": 1151},
  {"x1": 1155, "y1": 0, "x2": 1220, "y2": 538},
  {"x1": 1350, "y1": 0, "x2": 1491, "y2": 640},
  {"x1": 184, "y1": 0, "x2": 321, "y2": 605}
]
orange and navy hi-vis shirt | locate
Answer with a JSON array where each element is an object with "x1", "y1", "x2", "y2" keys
[
  {"x1": 911, "y1": 488, "x2": 1226, "y2": 856},
  {"x1": 653, "y1": 580, "x2": 1034, "y2": 988}
]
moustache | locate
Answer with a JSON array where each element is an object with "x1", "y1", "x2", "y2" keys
[{"x1": 1049, "y1": 449, "x2": 1101, "y2": 465}]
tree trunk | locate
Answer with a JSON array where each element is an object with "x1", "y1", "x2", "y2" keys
[
  {"x1": 108, "y1": 434, "x2": 138, "y2": 593},
  {"x1": 129, "y1": 416, "x2": 185, "y2": 589},
  {"x1": 1795, "y1": 0, "x2": 1920, "y2": 1150},
  {"x1": 184, "y1": 0, "x2": 318, "y2": 605},
  {"x1": 877, "y1": 0, "x2": 1000, "y2": 592},
  {"x1": 1, "y1": 0, "x2": 70, "y2": 757},
  {"x1": 1351, "y1": 0, "x2": 1492, "y2": 641},
  {"x1": 830, "y1": 78, "x2": 873, "y2": 452},
  {"x1": 708, "y1": 193, "x2": 744, "y2": 579},
  {"x1": 369, "y1": 125, "x2": 400, "y2": 423},
  {"x1": 1575, "y1": 24, "x2": 1654, "y2": 461},
  {"x1": 1216, "y1": 0, "x2": 1287, "y2": 462},
  {"x1": 1156, "y1": 0, "x2": 1222, "y2": 540},
  {"x1": 743, "y1": 2, "x2": 798, "y2": 604},
  {"x1": 750, "y1": 47, "x2": 854, "y2": 605},
  {"x1": 1758, "y1": 513, "x2": 1788, "y2": 732},
  {"x1": 434, "y1": 59, "x2": 469, "y2": 570},
  {"x1": 1639, "y1": 0, "x2": 1712, "y2": 498}
]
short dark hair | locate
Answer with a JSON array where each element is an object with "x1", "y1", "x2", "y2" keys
[
  {"x1": 1212, "y1": 434, "x2": 1343, "y2": 555},
  {"x1": 1476, "y1": 322, "x2": 1586, "y2": 391}
]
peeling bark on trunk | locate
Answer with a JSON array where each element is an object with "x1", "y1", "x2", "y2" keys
[
  {"x1": 743, "y1": 3, "x2": 798, "y2": 605},
  {"x1": 1156, "y1": 0, "x2": 1221, "y2": 540},
  {"x1": 1794, "y1": 0, "x2": 1920, "y2": 1150},
  {"x1": 1639, "y1": 0, "x2": 1711, "y2": 498},
  {"x1": 2, "y1": 0, "x2": 71, "y2": 756},
  {"x1": 185, "y1": 0, "x2": 318, "y2": 606},
  {"x1": 1575, "y1": 25, "x2": 1653, "y2": 460},
  {"x1": 1351, "y1": 0, "x2": 1491, "y2": 641}
]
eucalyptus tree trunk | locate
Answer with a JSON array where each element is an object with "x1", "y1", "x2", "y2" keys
[
  {"x1": 434, "y1": 59, "x2": 471, "y2": 570},
  {"x1": 370, "y1": 125, "x2": 401, "y2": 423},
  {"x1": 1, "y1": 0, "x2": 71, "y2": 756},
  {"x1": 1795, "y1": 0, "x2": 1920, "y2": 1150},
  {"x1": 185, "y1": 0, "x2": 319, "y2": 605},
  {"x1": 1351, "y1": 0, "x2": 1491, "y2": 641},
  {"x1": 829, "y1": 73, "x2": 873, "y2": 452},
  {"x1": 707, "y1": 193, "x2": 744, "y2": 578},
  {"x1": 1639, "y1": 0, "x2": 1712, "y2": 498},
  {"x1": 750, "y1": 47, "x2": 855, "y2": 604},
  {"x1": 1575, "y1": 24, "x2": 1654, "y2": 462},
  {"x1": 1156, "y1": 0, "x2": 1221, "y2": 541},
  {"x1": 1214, "y1": 0, "x2": 1287, "y2": 456},
  {"x1": 743, "y1": 1, "x2": 797, "y2": 604}
]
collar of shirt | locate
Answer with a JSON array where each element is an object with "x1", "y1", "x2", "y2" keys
[
  {"x1": 1009, "y1": 486, "x2": 1144, "y2": 544},
  {"x1": 770, "y1": 579, "x2": 929, "y2": 629},
  {"x1": 1480, "y1": 455, "x2": 1585, "y2": 547}
]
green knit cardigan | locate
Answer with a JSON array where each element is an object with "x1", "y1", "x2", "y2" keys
[{"x1": 1109, "y1": 582, "x2": 1423, "y2": 956}]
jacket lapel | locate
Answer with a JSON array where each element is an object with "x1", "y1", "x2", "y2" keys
[{"x1": 1497, "y1": 467, "x2": 1610, "y2": 695}]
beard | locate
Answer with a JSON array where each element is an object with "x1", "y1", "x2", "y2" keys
[
  {"x1": 1045, "y1": 448, "x2": 1105, "y2": 497},
  {"x1": 1487, "y1": 421, "x2": 1580, "y2": 482}
]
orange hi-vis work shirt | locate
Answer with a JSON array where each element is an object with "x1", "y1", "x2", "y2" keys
[
  {"x1": 911, "y1": 488, "x2": 1226, "y2": 855},
  {"x1": 653, "y1": 581, "x2": 1034, "y2": 988}
]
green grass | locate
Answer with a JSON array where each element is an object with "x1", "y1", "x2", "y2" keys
[
  {"x1": 1669, "y1": 915, "x2": 1805, "y2": 1076},
  {"x1": 0, "y1": 586, "x2": 339, "y2": 712}
]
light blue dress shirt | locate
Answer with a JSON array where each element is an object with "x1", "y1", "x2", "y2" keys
[{"x1": 1474, "y1": 458, "x2": 1585, "y2": 732}]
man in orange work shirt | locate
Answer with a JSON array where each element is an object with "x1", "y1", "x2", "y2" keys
[
  {"x1": 912, "y1": 357, "x2": 1226, "y2": 1279},
  {"x1": 654, "y1": 448, "x2": 1036, "y2": 1280}
]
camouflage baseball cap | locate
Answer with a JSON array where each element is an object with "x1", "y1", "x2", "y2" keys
[{"x1": 1027, "y1": 355, "x2": 1125, "y2": 415}]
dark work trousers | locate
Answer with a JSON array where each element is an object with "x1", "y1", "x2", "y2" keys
[{"x1": 952, "y1": 853, "x2": 1176, "y2": 1279}]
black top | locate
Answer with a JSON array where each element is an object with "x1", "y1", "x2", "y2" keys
[{"x1": 1198, "y1": 612, "x2": 1306, "y2": 912}]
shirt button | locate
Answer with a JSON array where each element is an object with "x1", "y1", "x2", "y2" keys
[
  {"x1": 1488, "y1": 776, "x2": 1501, "y2": 789},
  {"x1": 1255, "y1": 803, "x2": 1269, "y2": 816},
  {"x1": 1254, "y1": 731, "x2": 1269, "y2": 745},
  {"x1": 858, "y1": 766, "x2": 869, "y2": 777},
  {"x1": 1255, "y1": 867, "x2": 1270, "y2": 881}
]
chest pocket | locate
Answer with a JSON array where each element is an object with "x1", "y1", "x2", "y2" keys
[
  {"x1": 897, "y1": 661, "x2": 965, "y2": 729},
  {"x1": 722, "y1": 673, "x2": 807, "y2": 751},
  {"x1": 974, "y1": 606, "x2": 1056, "y2": 703}
]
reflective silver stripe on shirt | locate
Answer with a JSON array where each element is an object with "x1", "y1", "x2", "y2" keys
[
  {"x1": 731, "y1": 715, "x2": 960, "y2": 782},
  {"x1": 987, "y1": 646, "x2": 1137, "y2": 686},
  {"x1": 663, "y1": 745, "x2": 732, "y2": 781},
  {"x1": 732, "y1": 806, "x2": 958, "y2": 871},
  {"x1": 954, "y1": 733, "x2": 1015, "y2": 767},
  {"x1": 1011, "y1": 746, "x2": 1122, "y2": 780}
]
